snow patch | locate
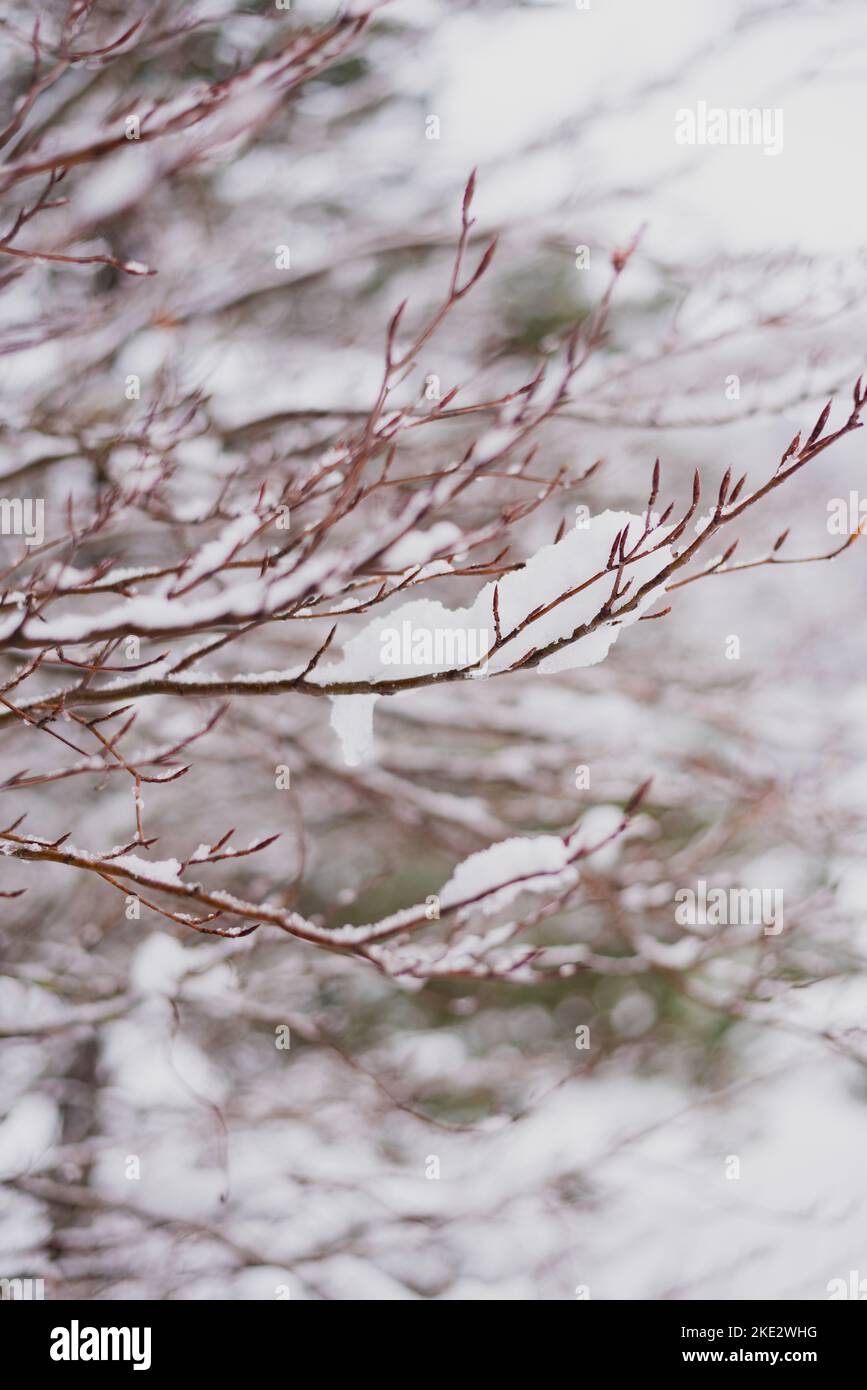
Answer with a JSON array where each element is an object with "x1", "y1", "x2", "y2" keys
[
  {"x1": 319, "y1": 511, "x2": 672, "y2": 763},
  {"x1": 440, "y1": 833, "x2": 577, "y2": 915},
  {"x1": 329, "y1": 694, "x2": 379, "y2": 767}
]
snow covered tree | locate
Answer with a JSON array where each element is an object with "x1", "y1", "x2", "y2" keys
[{"x1": 2, "y1": 0, "x2": 867, "y2": 1301}]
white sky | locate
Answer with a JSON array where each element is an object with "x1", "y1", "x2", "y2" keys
[{"x1": 422, "y1": 0, "x2": 867, "y2": 257}]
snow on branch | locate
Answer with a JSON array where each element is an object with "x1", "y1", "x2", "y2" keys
[{"x1": 0, "y1": 784, "x2": 650, "y2": 978}]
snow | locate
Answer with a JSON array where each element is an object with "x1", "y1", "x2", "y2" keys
[
  {"x1": 4, "y1": 0, "x2": 867, "y2": 1307},
  {"x1": 610, "y1": 990, "x2": 657, "y2": 1037},
  {"x1": 439, "y1": 833, "x2": 577, "y2": 915},
  {"x1": 109, "y1": 856, "x2": 184, "y2": 886},
  {"x1": 322, "y1": 511, "x2": 672, "y2": 762},
  {"x1": 382, "y1": 522, "x2": 462, "y2": 569},
  {"x1": 177, "y1": 513, "x2": 262, "y2": 588},
  {"x1": 18, "y1": 552, "x2": 333, "y2": 644},
  {"x1": 0, "y1": 1094, "x2": 59, "y2": 1180},
  {"x1": 75, "y1": 150, "x2": 160, "y2": 222},
  {"x1": 130, "y1": 934, "x2": 193, "y2": 996},
  {"x1": 329, "y1": 694, "x2": 379, "y2": 767},
  {"x1": 102, "y1": 1017, "x2": 227, "y2": 1110},
  {"x1": 572, "y1": 804, "x2": 628, "y2": 869},
  {"x1": 472, "y1": 426, "x2": 522, "y2": 463}
]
